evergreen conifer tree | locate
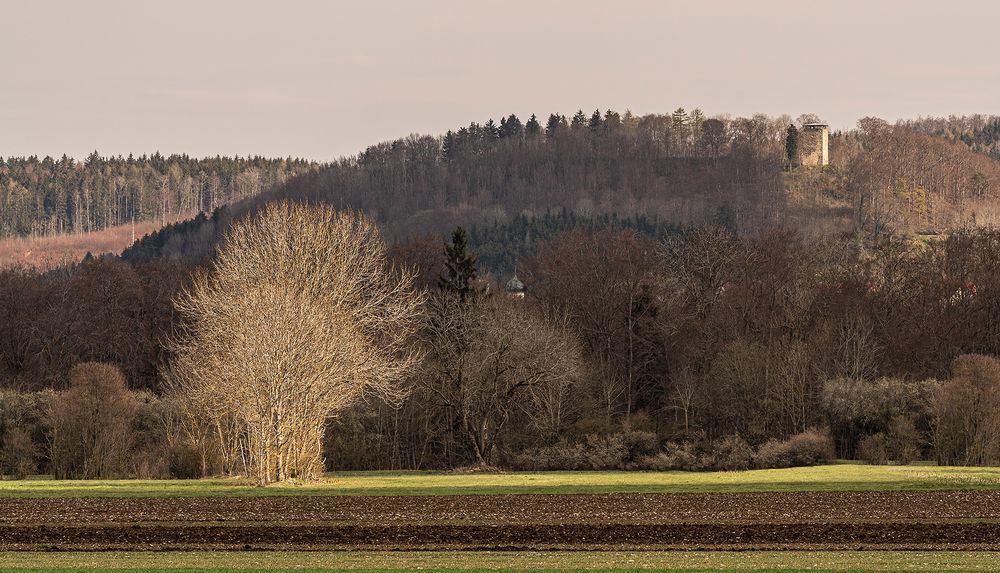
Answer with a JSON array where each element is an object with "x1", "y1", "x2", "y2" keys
[
  {"x1": 589, "y1": 109, "x2": 603, "y2": 130},
  {"x1": 785, "y1": 124, "x2": 799, "y2": 168},
  {"x1": 525, "y1": 114, "x2": 542, "y2": 137},
  {"x1": 439, "y1": 226, "x2": 478, "y2": 302}
]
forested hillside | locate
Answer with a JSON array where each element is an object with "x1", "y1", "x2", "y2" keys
[
  {"x1": 0, "y1": 153, "x2": 317, "y2": 238},
  {"x1": 122, "y1": 109, "x2": 789, "y2": 264},
  {"x1": 121, "y1": 110, "x2": 1000, "y2": 268},
  {"x1": 904, "y1": 115, "x2": 1000, "y2": 160}
]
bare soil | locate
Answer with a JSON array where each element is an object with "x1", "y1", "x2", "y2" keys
[{"x1": 4, "y1": 491, "x2": 1000, "y2": 550}]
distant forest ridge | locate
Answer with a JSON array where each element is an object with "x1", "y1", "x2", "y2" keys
[
  {"x1": 7, "y1": 110, "x2": 1000, "y2": 267},
  {"x1": 903, "y1": 115, "x2": 1000, "y2": 161},
  {"x1": 0, "y1": 153, "x2": 319, "y2": 239}
]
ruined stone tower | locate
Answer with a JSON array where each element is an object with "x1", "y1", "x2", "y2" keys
[{"x1": 799, "y1": 123, "x2": 829, "y2": 166}]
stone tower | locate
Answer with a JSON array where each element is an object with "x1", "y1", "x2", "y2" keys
[{"x1": 800, "y1": 123, "x2": 829, "y2": 166}]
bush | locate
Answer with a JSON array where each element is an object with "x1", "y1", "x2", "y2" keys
[
  {"x1": 857, "y1": 433, "x2": 889, "y2": 465},
  {"x1": 712, "y1": 435, "x2": 754, "y2": 471},
  {"x1": 631, "y1": 435, "x2": 751, "y2": 472},
  {"x1": 1, "y1": 427, "x2": 38, "y2": 479},
  {"x1": 636, "y1": 442, "x2": 701, "y2": 471},
  {"x1": 511, "y1": 430, "x2": 658, "y2": 471},
  {"x1": 887, "y1": 415, "x2": 920, "y2": 465},
  {"x1": 754, "y1": 428, "x2": 835, "y2": 469}
]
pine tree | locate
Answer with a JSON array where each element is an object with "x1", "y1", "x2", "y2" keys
[
  {"x1": 442, "y1": 130, "x2": 457, "y2": 162},
  {"x1": 525, "y1": 114, "x2": 542, "y2": 137},
  {"x1": 439, "y1": 226, "x2": 478, "y2": 302},
  {"x1": 785, "y1": 124, "x2": 799, "y2": 168},
  {"x1": 484, "y1": 119, "x2": 500, "y2": 142},
  {"x1": 546, "y1": 113, "x2": 564, "y2": 138},
  {"x1": 500, "y1": 114, "x2": 523, "y2": 138},
  {"x1": 603, "y1": 109, "x2": 621, "y2": 129},
  {"x1": 589, "y1": 109, "x2": 603, "y2": 130},
  {"x1": 571, "y1": 110, "x2": 588, "y2": 130}
]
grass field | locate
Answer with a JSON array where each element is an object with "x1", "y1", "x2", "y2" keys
[
  {"x1": 6, "y1": 551, "x2": 1000, "y2": 572},
  {"x1": 3, "y1": 464, "x2": 1000, "y2": 498}
]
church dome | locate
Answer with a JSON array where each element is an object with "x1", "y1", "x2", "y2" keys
[{"x1": 505, "y1": 274, "x2": 525, "y2": 294}]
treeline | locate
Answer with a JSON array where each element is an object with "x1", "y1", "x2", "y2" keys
[
  {"x1": 0, "y1": 257, "x2": 188, "y2": 390},
  {"x1": 903, "y1": 115, "x2": 1000, "y2": 161},
  {"x1": 466, "y1": 210, "x2": 686, "y2": 274},
  {"x1": 836, "y1": 118, "x2": 1000, "y2": 236},
  {"x1": 121, "y1": 108, "x2": 790, "y2": 263},
  {"x1": 0, "y1": 153, "x2": 317, "y2": 239},
  {"x1": 8, "y1": 225, "x2": 1000, "y2": 475},
  {"x1": 119, "y1": 110, "x2": 1000, "y2": 266},
  {"x1": 329, "y1": 226, "x2": 1000, "y2": 470}
]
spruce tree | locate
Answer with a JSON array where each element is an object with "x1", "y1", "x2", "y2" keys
[
  {"x1": 546, "y1": 113, "x2": 564, "y2": 138},
  {"x1": 439, "y1": 226, "x2": 478, "y2": 302},
  {"x1": 589, "y1": 109, "x2": 603, "y2": 130},
  {"x1": 525, "y1": 114, "x2": 542, "y2": 137},
  {"x1": 785, "y1": 124, "x2": 799, "y2": 168}
]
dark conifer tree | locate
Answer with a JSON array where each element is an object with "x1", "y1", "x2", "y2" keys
[
  {"x1": 546, "y1": 113, "x2": 564, "y2": 138},
  {"x1": 500, "y1": 114, "x2": 523, "y2": 138},
  {"x1": 442, "y1": 130, "x2": 457, "y2": 162},
  {"x1": 439, "y1": 226, "x2": 478, "y2": 302},
  {"x1": 525, "y1": 114, "x2": 542, "y2": 137},
  {"x1": 589, "y1": 109, "x2": 603, "y2": 130},
  {"x1": 785, "y1": 124, "x2": 799, "y2": 168}
]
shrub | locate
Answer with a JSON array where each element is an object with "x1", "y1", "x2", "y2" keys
[
  {"x1": 857, "y1": 433, "x2": 889, "y2": 465},
  {"x1": 1, "y1": 427, "x2": 38, "y2": 479},
  {"x1": 712, "y1": 434, "x2": 754, "y2": 471},
  {"x1": 887, "y1": 415, "x2": 920, "y2": 465},
  {"x1": 511, "y1": 430, "x2": 658, "y2": 471},
  {"x1": 754, "y1": 428, "x2": 835, "y2": 469},
  {"x1": 631, "y1": 435, "x2": 751, "y2": 472},
  {"x1": 635, "y1": 442, "x2": 701, "y2": 471}
]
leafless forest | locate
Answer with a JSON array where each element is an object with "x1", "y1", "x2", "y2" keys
[{"x1": 3, "y1": 111, "x2": 1000, "y2": 479}]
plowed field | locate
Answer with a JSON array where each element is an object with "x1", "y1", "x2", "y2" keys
[{"x1": 4, "y1": 491, "x2": 999, "y2": 551}]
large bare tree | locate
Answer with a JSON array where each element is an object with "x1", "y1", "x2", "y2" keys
[{"x1": 169, "y1": 202, "x2": 423, "y2": 484}]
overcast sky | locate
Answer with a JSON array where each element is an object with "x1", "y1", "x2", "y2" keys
[{"x1": 1, "y1": 0, "x2": 997, "y2": 161}]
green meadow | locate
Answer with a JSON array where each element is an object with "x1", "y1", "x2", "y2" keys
[{"x1": 3, "y1": 464, "x2": 1000, "y2": 498}]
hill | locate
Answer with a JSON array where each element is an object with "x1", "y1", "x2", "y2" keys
[{"x1": 120, "y1": 110, "x2": 1000, "y2": 269}]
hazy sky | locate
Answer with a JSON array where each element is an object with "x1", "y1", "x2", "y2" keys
[{"x1": 2, "y1": 0, "x2": 998, "y2": 161}]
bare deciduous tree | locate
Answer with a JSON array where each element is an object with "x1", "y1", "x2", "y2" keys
[
  {"x1": 422, "y1": 295, "x2": 584, "y2": 466},
  {"x1": 48, "y1": 362, "x2": 137, "y2": 479},
  {"x1": 169, "y1": 202, "x2": 423, "y2": 484}
]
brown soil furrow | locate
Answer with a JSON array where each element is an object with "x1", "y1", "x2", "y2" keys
[
  {"x1": 4, "y1": 522, "x2": 1000, "y2": 551},
  {"x1": 2, "y1": 491, "x2": 1000, "y2": 524}
]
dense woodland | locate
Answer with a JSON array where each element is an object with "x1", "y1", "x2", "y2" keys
[
  {"x1": 117, "y1": 110, "x2": 1000, "y2": 271},
  {"x1": 0, "y1": 153, "x2": 316, "y2": 238},
  {"x1": 904, "y1": 115, "x2": 1000, "y2": 161},
  {"x1": 5, "y1": 225, "x2": 1000, "y2": 476},
  {"x1": 4, "y1": 110, "x2": 1000, "y2": 478}
]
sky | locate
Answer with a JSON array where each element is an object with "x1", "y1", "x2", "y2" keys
[{"x1": 1, "y1": 0, "x2": 998, "y2": 161}]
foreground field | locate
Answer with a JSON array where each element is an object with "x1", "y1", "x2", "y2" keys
[
  {"x1": 6, "y1": 467, "x2": 1000, "y2": 562},
  {"x1": 7, "y1": 551, "x2": 1000, "y2": 572},
  {"x1": 4, "y1": 490, "x2": 1000, "y2": 550},
  {"x1": 6, "y1": 465, "x2": 1000, "y2": 498}
]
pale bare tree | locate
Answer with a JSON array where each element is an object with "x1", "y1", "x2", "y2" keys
[{"x1": 168, "y1": 201, "x2": 423, "y2": 484}]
